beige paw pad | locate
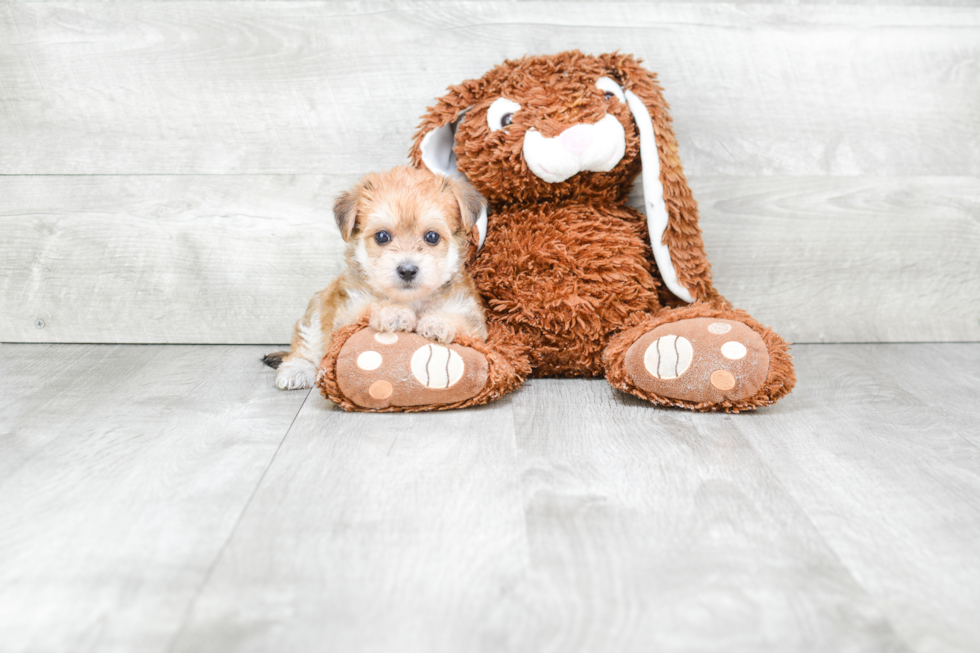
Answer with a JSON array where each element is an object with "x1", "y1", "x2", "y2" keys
[
  {"x1": 357, "y1": 350, "x2": 382, "y2": 370},
  {"x1": 411, "y1": 344, "x2": 465, "y2": 389},
  {"x1": 643, "y1": 334, "x2": 693, "y2": 380},
  {"x1": 369, "y1": 380, "x2": 393, "y2": 399},
  {"x1": 721, "y1": 341, "x2": 747, "y2": 360},
  {"x1": 710, "y1": 370, "x2": 736, "y2": 391}
]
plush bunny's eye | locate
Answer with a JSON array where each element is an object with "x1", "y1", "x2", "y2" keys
[
  {"x1": 487, "y1": 98, "x2": 521, "y2": 131},
  {"x1": 596, "y1": 77, "x2": 625, "y2": 103}
]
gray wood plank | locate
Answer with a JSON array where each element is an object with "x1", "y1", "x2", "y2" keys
[
  {"x1": 1, "y1": 3, "x2": 977, "y2": 176},
  {"x1": 3, "y1": 343, "x2": 978, "y2": 651},
  {"x1": 168, "y1": 392, "x2": 529, "y2": 653},
  {"x1": 2, "y1": 174, "x2": 976, "y2": 344},
  {"x1": 18, "y1": 0, "x2": 980, "y2": 5},
  {"x1": 0, "y1": 344, "x2": 307, "y2": 653},
  {"x1": 732, "y1": 343, "x2": 980, "y2": 653},
  {"x1": 171, "y1": 379, "x2": 910, "y2": 652},
  {"x1": 868, "y1": 344, "x2": 980, "y2": 449},
  {"x1": 20, "y1": 0, "x2": 980, "y2": 5},
  {"x1": 0, "y1": 174, "x2": 354, "y2": 344},
  {"x1": 505, "y1": 379, "x2": 909, "y2": 653},
  {"x1": 697, "y1": 176, "x2": 980, "y2": 343}
]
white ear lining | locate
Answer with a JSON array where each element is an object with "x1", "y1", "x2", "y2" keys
[
  {"x1": 419, "y1": 112, "x2": 487, "y2": 251},
  {"x1": 621, "y1": 87, "x2": 695, "y2": 303},
  {"x1": 474, "y1": 205, "x2": 487, "y2": 251},
  {"x1": 419, "y1": 122, "x2": 458, "y2": 178}
]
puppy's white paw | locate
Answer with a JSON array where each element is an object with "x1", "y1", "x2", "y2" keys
[
  {"x1": 416, "y1": 315, "x2": 457, "y2": 344},
  {"x1": 275, "y1": 358, "x2": 316, "y2": 390},
  {"x1": 370, "y1": 304, "x2": 417, "y2": 333}
]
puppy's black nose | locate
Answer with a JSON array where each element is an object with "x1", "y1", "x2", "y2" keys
[{"x1": 397, "y1": 263, "x2": 418, "y2": 281}]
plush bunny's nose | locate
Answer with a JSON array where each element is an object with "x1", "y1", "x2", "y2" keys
[{"x1": 558, "y1": 124, "x2": 594, "y2": 156}]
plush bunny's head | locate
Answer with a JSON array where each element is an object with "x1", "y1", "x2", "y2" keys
[{"x1": 410, "y1": 51, "x2": 706, "y2": 303}]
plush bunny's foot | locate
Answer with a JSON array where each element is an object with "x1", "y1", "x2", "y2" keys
[
  {"x1": 604, "y1": 307, "x2": 795, "y2": 412},
  {"x1": 321, "y1": 327, "x2": 489, "y2": 410},
  {"x1": 625, "y1": 318, "x2": 769, "y2": 406}
]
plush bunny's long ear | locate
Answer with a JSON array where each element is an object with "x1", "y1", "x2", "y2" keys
[
  {"x1": 601, "y1": 55, "x2": 720, "y2": 305},
  {"x1": 411, "y1": 85, "x2": 488, "y2": 250},
  {"x1": 607, "y1": 80, "x2": 694, "y2": 303},
  {"x1": 418, "y1": 117, "x2": 460, "y2": 177}
]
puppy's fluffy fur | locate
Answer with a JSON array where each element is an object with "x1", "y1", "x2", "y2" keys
[{"x1": 265, "y1": 166, "x2": 488, "y2": 390}]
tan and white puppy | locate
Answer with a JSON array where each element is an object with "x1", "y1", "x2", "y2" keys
[{"x1": 264, "y1": 166, "x2": 488, "y2": 390}]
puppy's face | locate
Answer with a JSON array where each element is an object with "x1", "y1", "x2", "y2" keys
[
  {"x1": 355, "y1": 191, "x2": 461, "y2": 303},
  {"x1": 335, "y1": 166, "x2": 484, "y2": 303}
]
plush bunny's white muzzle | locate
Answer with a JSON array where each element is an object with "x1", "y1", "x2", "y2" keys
[{"x1": 522, "y1": 115, "x2": 626, "y2": 183}]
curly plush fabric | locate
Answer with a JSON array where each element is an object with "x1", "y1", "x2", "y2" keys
[{"x1": 318, "y1": 50, "x2": 795, "y2": 412}]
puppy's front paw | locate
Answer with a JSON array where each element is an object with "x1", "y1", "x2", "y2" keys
[
  {"x1": 416, "y1": 315, "x2": 457, "y2": 344},
  {"x1": 276, "y1": 358, "x2": 316, "y2": 390},
  {"x1": 370, "y1": 304, "x2": 417, "y2": 333}
]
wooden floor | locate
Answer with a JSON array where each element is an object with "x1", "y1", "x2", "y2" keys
[{"x1": 1, "y1": 343, "x2": 978, "y2": 652}]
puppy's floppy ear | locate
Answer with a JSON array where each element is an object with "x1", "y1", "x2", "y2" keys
[
  {"x1": 334, "y1": 176, "x2": 378, "y2": 241},
  {"x1": 445, "y1": 175, "x2": 487, "y2": 233},
  {"x1": 597, "y1": 53, "x2": 720, "y2": 305},
  {"x1": 333, "y1": 187, "x2": 359, "y2": 242}
]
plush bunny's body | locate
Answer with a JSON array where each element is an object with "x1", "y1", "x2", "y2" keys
[
  {"x1": 473, "y1": 201, "x2": 661, "y2": 377},
  {"x1": 317, "y1": 51, "x2": 795, "y2": 412}
]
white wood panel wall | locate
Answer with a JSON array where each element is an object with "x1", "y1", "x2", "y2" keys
[{"x1": 1, "y1": 2, "x2": 978, "y2": 344}]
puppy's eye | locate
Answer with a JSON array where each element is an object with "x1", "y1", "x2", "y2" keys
[
  {"x1": 487, "y1": 97, "x2": 521, "y2": 131},
  {"x1": 603, "y1": 92, "x2": 615, "y2": 101},
  {"x1": 374, "y1": 230, "x2": 391, "y2": 245},
  {"x1": 424, "y1": 231, "x2": 441, "y2": 245}
]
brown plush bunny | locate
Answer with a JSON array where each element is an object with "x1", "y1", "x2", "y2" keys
[{"x1": 318, "y1": 51, "x2": 795, "y2": 412}]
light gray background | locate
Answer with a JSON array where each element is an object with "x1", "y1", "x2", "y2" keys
[
  {"x1": 1, "y1": 3, "x2": 979, "y2": 653},
  {"x1": 2, "y1": 1, "x2": 977, "y2": 344}
]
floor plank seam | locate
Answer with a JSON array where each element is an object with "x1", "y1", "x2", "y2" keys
[
  {"x1": 161, "y1": 388, "x2": 313, "y2": 653},
  {"x1": 507, "y1": 390, "x2": 538, "y2": 595},
  {"x1": 735, "y1": 425, "x2": 920, "y2": 653}
]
